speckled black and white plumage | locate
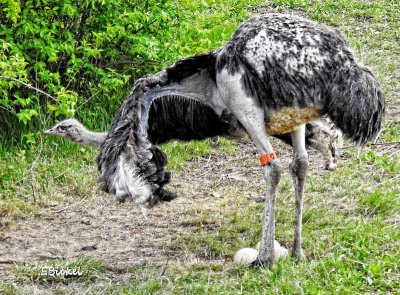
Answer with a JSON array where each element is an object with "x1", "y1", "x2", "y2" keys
[
  {"x1": 216, "y1": 14, "x2": 384, "y2": 143},
  {"x1": 97, "y1": 13, "x2": 384, "y2": 264}
]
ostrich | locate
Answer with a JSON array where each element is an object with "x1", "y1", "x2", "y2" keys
[
  {"x1": 43, "y1": 117, "x2": 342, "y2": 170},
  {"x1": 96, "y1": 13, "x2": 384, "y2": 265}
]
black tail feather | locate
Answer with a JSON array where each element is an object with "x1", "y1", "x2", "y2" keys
[
  {"x1": 97, "y1": 85, "x2": 170, "y2": 200},
  {"x1": 326, "y1": 65, "x2": 384, "y2": 145}
]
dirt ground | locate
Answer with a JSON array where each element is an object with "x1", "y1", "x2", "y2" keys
[{"x1": 0, "y1": 137, "x2": 333, "y2": 283}]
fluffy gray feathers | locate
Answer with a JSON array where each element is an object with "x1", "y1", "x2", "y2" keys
[{"x1": 97, "y1": 13, "x2": 384, "y2": 206}]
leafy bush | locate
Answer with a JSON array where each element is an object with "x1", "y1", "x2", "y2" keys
[
  {"x1": 0, "y1": 0, "x2": 179, "y2": 132},
  {"x1": 0, "y1": 0, "x2": 262, "y2": 146}
]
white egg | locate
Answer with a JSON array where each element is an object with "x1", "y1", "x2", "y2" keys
[{"x1": 233, "y1": 248, "x2": 259, "y2": 266}]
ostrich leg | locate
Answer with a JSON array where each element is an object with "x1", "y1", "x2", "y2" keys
[
  {"x1": 217, "y1": 70, "x2": 281, "y2": 266},
  {"x1": 289, "y1": 125, "x2": 308, "y2": 259},
  {"x1": 258, "y1": 156, "x2": 281, "y2": 265}
]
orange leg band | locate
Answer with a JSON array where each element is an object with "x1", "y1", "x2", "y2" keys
[{"x1": 259, "y1": 152, "x2": 277, "y2": 166}]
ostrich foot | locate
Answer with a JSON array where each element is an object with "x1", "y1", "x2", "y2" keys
[
  {"x1": 291, "y1": 248, "x2": 306, "y2": 261},
  {"x1": 256, "y1": 240, "x2": 289, "y2": 262}
]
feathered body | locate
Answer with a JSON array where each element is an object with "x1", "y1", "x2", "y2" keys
[
  {"x1": 216, "y1": 14, "x2": 384, "y2": 142},
  {"x1": 97, "y1": 14, "x2": 383, "y2": 206}
]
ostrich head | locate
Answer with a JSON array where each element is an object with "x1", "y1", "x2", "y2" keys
[
  {"x1": 43, "y1": 118, "x2": 86, "y2": 141},
  {"x1": 43, "y1": 118, "x2": 106, "y2": 148}
]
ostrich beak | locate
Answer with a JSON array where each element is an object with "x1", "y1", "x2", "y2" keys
[{"x1": 43, "y1": 128, "x2": 55, "y2": 135}]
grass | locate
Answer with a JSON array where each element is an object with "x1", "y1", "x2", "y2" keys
[
  {"x1": 12, "y1": 258, "x2": 104, "y2": 284},
  {"x1": 0, "y1": 138, "x2": 99, "y2": 227},
  {"x1": 1, "y1": 0, "x2": 399, "y2": 293},
  {"x1": 162, "y1": 137, "x2": 239, "y2": 171}
]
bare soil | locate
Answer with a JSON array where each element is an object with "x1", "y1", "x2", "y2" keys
[
  {"x1": 0, "y1": 138, "x2": 327, "y2": 278},
  {"x1": 1, "y1": 130, "x2": 398, "y2": 291}
]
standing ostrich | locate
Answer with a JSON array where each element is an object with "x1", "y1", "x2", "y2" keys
[
  {"x1": 44, "y1": 117, "x2": 342, "y2": 170},
  {"x1": 96, "y1": 14, "x2": 384, "y2": 265}
]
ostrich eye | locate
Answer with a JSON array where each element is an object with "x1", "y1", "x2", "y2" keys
[{"x1": 58, "y1": 125, "x2": 68, "y2": 131}]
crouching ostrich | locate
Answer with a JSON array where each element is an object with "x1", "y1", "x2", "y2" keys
[
  {"x1": 44, "y1": 117, "x2": 342, "y2": 170},
  {"x1": 95, "y1": 13, "x2": 384, "y2": 265}
]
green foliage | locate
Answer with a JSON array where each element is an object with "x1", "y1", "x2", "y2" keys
[
  {"x1": 0, "y1": 0, "x2": 264, "y2": 146},
  {"x1": 0, "y1": 0, "x2": 179, "y2": 136}
]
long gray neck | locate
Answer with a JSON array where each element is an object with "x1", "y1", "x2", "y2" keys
[{"x1": 71, "y1": 129, "x2": 107, "y2": 148}]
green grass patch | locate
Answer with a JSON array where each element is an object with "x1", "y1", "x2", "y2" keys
[
  {"x1": 0, "y1": 137, "x2": 99, "y2": 227},
  {"x1": 0, "y1": 283, "x2": 17, "y2": 295},
  {"x1": 360, "y1": 149, "x2": 400, "y2": 175},
  {"x1": 119, "y1": 228, "x2": 400, "y2": 294},
  {"x1": 12, "y1": 258, "x2": 104, "y2": 284},
  {"x1": 162, "y1": 137, "x2": 239, "y2": 171},
  {"x1": 381, "y1": 122, "x2": 400, "y2": 142},
  {"x1": 126, "y1": 215, "x2": 399, "y2": 294},
  {"x1": 358, "y1": 188, "x2": 400, "y2": 216}
]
